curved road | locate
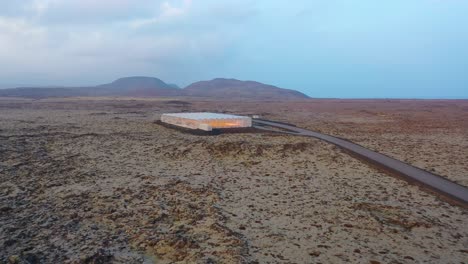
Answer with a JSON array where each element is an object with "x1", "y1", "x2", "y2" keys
[{"x1": 253, "y1": 119, "x2": 468, "y2": 206}]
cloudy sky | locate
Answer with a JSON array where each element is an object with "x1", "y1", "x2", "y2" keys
[{"x1": 0, "y1": 0, "x2": 467, "y2": 98}]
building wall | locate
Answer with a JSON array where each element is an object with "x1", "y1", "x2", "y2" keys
[
  {"x1": 161, "y1": 114, "x2": 252, "y2": 131},
  {"x1": 161, "y1": 115, "x2": 205, "y2": 130},
  {"x1": 205, "y1": 118, "x2": 251, "y2": 128}
]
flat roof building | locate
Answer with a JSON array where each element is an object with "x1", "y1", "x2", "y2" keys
[{"x1": 161, "y1": 112, "x2": 252, "y2": 131}]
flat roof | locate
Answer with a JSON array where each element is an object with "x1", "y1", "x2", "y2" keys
[{"x1": 162, "y1": 112, "x2": 249, "y2": 120}]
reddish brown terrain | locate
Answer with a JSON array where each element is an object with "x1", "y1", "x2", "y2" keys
[{"x1": 1, "y1": 97, "x2": 467, "y2": 263}]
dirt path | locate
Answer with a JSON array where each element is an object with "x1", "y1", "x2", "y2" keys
[{"x1": 254, "y1": 119, "x2": 468, "y2": 206}]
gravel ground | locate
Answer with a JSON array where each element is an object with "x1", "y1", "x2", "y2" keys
[{"x1": 0, "y1": 98, "x2": 467, "y2": 263}]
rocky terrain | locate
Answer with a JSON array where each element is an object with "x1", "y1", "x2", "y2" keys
[{"x1": 0, "y1": 98, "x2": 467, "y2": 263}]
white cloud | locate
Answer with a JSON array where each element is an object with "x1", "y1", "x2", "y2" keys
[
  {"x1": 0, "y1": 16, "x2": 46, "y2": 37},
  {"x1": 129, "y1": 0, "x2": 192, "y2": 28},
  {"x1": 160, "y1": 0, "x2": 192, "y2": 19},
  {"x1": 29, "y1": 0, "x2": 49, "y2": 16},
  {"x1": 0, "y1": 0, "x2": 254, "y2": 85},
  {"x1": 14, "y1": 0, "x2": 154, "y2": 25},
  {"x1": 0, "y1": 16, "x2": 48, "y2": 62}
]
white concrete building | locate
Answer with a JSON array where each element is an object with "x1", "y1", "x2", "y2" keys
[{"x1": 161, "y1": 112, "x2": 252, "y2": 131}]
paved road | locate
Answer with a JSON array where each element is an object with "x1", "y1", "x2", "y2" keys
[{"x1": 254, "y1": 119, "x2": 468, "y2": 206}]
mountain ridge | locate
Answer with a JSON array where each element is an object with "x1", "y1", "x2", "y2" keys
[
  {"x1": 183, "y1": 78, "x2": 309, "y2": 99},
  {"x1": 0, "y1": 76, "x2": 309, "y2": 100}
]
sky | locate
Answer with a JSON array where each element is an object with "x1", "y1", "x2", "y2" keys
[{"x1": 0, "y1": 0, "x2": 467, "y2": 98}]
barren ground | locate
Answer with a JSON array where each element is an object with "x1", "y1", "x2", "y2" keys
[{"x1": 1, "y1": 97, "x2": 467, "y2": 263}]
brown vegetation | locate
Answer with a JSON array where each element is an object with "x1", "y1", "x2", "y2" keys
[{"x1": 0, "y1": 97, "x2": 467, "y2": 263}]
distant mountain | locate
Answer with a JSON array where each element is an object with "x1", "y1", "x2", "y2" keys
[
  {"x1": 0, "y1": 83, "x2": 34, "y2": 89},
  {"x1": 184, "y1": 78, "x2": 309, "y2": 100},
  {"x1": 167, "y1": 83, "x2": 180, "y2": 89},
  {"x1": 85, "y1": 77, "x2": 181, "y2": 97},
  {"x1": 0, "y1": 76, "x2": 309, "y2": 100},
  {"x1": 0, "y1": 87, "x2": 82, "y2": 98},
  {"x1": 0, "y1": 77, "x2": 180, "y2": 98}
]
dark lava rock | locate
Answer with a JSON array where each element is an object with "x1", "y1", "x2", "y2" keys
[{"x1": 83, "y1": 249, "x2": 113, "y2": 264}]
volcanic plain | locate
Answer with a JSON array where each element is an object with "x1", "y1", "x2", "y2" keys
[{"x1": 1, "y1": 97, "x2": 467, "y2": 263}]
